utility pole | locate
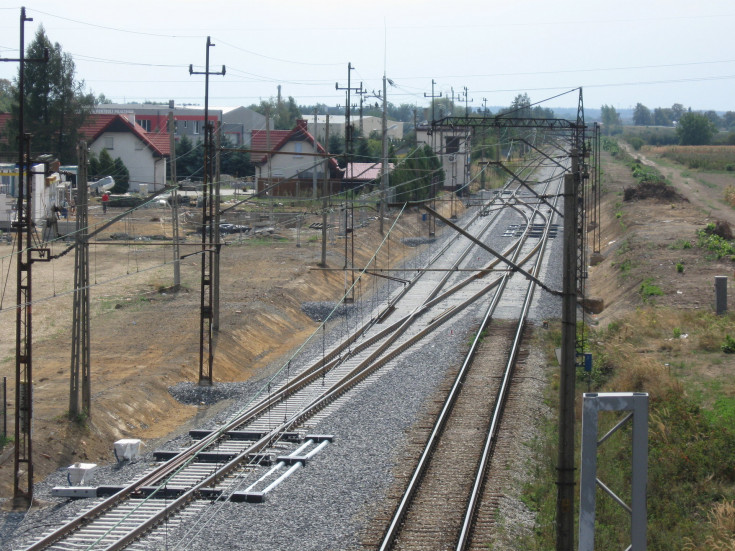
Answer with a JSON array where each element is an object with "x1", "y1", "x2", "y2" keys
[
  {"x1": 2, "y1": 7, "x2": 49, "y2": 505},
  {"x1": 424, "y1": 79, "x2": 442, "y2": 152},
  {"x1": 424, "y1": 81, "x2": 442, "y2": 237},
  {"x1": 168, "y1": 107, "x2": 181, "y2": 290},
  {"x1": 265, "y1": 106, "x2": 272, "y2": 182},
  {"x1": 379, "y1": 75, "x2": 391, "y2": 236},
  {"x1": 313, "y1": 107, "x2": 318, "y2": 200},
  {"x1": 556, "y1": 156, "x2": 580, "y2": 551},
  {"x1": 213, "y1": 121, "x2": 222, "y2": 332},
  {"x1": 189, "y1": 36, "x2": 225, "y2": 386},
  {"x1": 70, "y1": 142, "x2": 91, "y2": 424},
  {"x1": 320, "y1": 116, "x2": 330, "y2": 267},
  {"x1": 356, "y1": 83, "x2": 366, "y2": 135},
  {"x1": 461, "y1": 86, "x2": 473, "y2": 117},
  {"x1": 335, "y1": 63, "x2": 362, "y2": 160}
]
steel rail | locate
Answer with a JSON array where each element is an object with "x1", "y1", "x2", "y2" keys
[
  {"x1": 456, "y1": 166, "x2": 565, "y2": 550},
  {"x1": 22, "y1": 155, "x2": 554, "y2": 551},
  {"x1": 378, "y1": 163, "x2": 561, "y2": 551}
]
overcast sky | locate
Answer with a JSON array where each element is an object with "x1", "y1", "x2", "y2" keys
[{"x1": 2, "y1": 1, "x2": 734, "y2": 114}]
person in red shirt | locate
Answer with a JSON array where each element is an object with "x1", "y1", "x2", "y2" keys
[{"x1": 102, "y1": 191, "x2": 110, "y2": 214}]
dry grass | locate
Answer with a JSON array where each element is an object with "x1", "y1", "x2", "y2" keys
[
  {"x1": 725, "y1": 185, "x2": 735, "y2": 208},
  {"x1": 650, "y1": 145, "x2": 735, "y2": 171},
  {"x1": 684, "y1": 501, "x2": 735, "y2": 551}
]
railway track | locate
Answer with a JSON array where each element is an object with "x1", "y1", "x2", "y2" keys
[
  {"x1": 376, "y1": 160, "x2": 563, "y2": 551},
  {"x1": 18, "y1": 154, "x2": 564, "y2": 551}
]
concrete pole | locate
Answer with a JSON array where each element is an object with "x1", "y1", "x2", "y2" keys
[
  {"x1": 715, "y1": 276, "x2": 728, "y2": 315},
  {"x1": 313, "y1": 107, "x2": 318, "y2": 200},
  {"x1": 168, "y1": 110, "x2": 180, "y2": 290},
  {"x1": 556, "y1": 168, "x2": 578, "y2": 551},
  {"x1": 320, "y1": 115, "x2": 330, "y2": 267},
  {"x1": 380, "y1": 74, "x2": 388, "y2": 236},
  {"x1": 213, "y1": 122, "x2": 221, "y2": 331}
]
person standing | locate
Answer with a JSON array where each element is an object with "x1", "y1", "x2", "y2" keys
[{"x1": 102, "y1": 191, "x2": 110, "y2": 214}]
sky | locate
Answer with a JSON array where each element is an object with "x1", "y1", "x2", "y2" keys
[{"x1": 1, "y1": 0, "x2": 735, "y2": 115}]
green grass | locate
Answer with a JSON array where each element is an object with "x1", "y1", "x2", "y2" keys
[
  {"x1": 524, "y1": 311, "x2": 735, "y2": 550},
  {"x1": 639, "y1": 278, "x2": 663, "y2": 301},
  {"x1": 697, "y1": 225, "x2": 735, "y2": 260}
]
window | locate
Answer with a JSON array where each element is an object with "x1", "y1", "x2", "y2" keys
[
  {"x1": 445, "y1": 136, "x2": 460, "y2": 154},
  {"x1": 183, "y1": 120, "x2": 188, "y2": 129},
  {"x1": 293, "y1": 142, "x2": 303, "y2": 157},
  {"x1": 194, "y1": 120, "x2": 200, "y2": 134},
  {"x1": 104, "y1": 137, "x2": 114, "y2": 150},
  {"x1": 139, "y1": 119, "x2": 151, "y2": 131}
]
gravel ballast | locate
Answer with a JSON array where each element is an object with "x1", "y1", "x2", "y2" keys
[{"x1": 0, "y1": 190, "x2": 563, "y2": 551}]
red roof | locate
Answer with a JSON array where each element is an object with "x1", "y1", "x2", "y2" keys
[
  {"x1": 250, "y1": 129, "x2": 291, "y2": 164},
  {"x1": 344, "y1": 162, "x2": 394, "y2": 182},
  {"x1": 79, "y1": 114, "x2": 170, "y2": 157},
  {"x1": 0, "y1": 113, "x2": 10, "y2": 145},
  {"x1": 250, "y1": 119, "x2": 341, "y2": 174}
]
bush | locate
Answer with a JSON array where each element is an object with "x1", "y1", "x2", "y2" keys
[
  {"x1": 640, "y1": 278, "x2": 664, "y2": 301},
  {"x1": 629, "y1": 136, "x2": 644, "y2": 151},
  {"x1": 722, "y1": 335, "x2": 735, "y2": 354}
]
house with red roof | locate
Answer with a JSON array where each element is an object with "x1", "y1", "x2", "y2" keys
[
  {"x1": 342, "y1": 162, "x2": 394, "y2": 192},
  {"x1": 79, "y1": 114, "x2": 170, "y2": 192},
  {"x1": 251, "y1": 119, "x2": 343, "y2": 196}
]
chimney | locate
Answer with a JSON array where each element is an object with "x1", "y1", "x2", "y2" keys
[{"x1": 296, "y1": 119, "x2": 307, "y2": 131}]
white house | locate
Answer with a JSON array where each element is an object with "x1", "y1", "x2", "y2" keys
[
  {"x1": 251, "y1": 119, "x2": 343, "y2": 196},
  {"x1": 80, "y1": 114, "x2": 170, "y2": 192}
]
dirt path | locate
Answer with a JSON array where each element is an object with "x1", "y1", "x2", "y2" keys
[{"x1": 622, "y1": 142, "x2": 735, "y2": 226}]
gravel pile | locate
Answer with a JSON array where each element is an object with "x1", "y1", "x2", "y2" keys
[
  {"x1": 168, "y1": 381, "x2": 248, "y2": 406},
  {"x1": 400, "y1": 236, "x2": 437, "y2": 247},
  {"x1": 300, "y1": 301, "x2": 356, "y2": 323}
]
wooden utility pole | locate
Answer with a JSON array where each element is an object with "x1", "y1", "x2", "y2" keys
[{"x1": 70, "y1": 142, "x2": 91, "y2": 422}]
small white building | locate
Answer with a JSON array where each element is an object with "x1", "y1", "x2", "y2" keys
[
  {"x1": 0, "y1": 161, "x2": 66, "y2": 232},
  {"x1": 302, "y1": 115, "x2": 403, "y2": 143},
  {"x1": 416, "y1": 125, "x2": 471, "y2": 191},
  {"x1": 80, "y1": 114, "x2": 170, "y2": 192}
]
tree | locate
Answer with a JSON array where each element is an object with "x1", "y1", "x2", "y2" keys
[
  {"x1": 704, "y1": 110, "x2": 722, "y2": 128},
  {"x1": 250, "y1": 96, "x2": 302, "y2": 130},
  {"x1": 676, "y1": 112, "x2": 717, "y2": 145},
  {"x1": 219, "y1": 136, "x2": 253, "y2": 178},
  {"x1": 600, "y1": 105, "x2": 622, "y2": 135},
  {"x1": 6, "y1": 26, "x2": 95, "y2": 162},
  {"x1": 0, "y1": 79, "x2": 13, "y2": 112},
  {"x1": 633, "y1": 103, "x2": 653, "y2": 126},
  {"x1": 670, "y1": 103, "x2": 686, "y2": 122},
  {"x1": 175, "y1": 135, "x2": 203, "y2": 179},
  {"x1": 387, "y1": 144, "x2": 443, "y2": 202},
  {"x1": 723, "y1": 111, "x2": 735, "y2": 130},
  {"x1": 89, "y1": 148, "x2": 129, "y2": 193},
  {"x1": 653, "y1": 107, "x2": 673, "y2": 127}
]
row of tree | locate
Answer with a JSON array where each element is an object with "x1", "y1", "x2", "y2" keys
[{"x1": 632, "y1": 102, "x2": 735, "y2": 130}]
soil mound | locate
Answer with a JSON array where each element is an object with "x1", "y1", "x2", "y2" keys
[
  {"x1": 706, "y1": 220, "x2": 733, "y2": 240},
  {"x1": 623, "y1": 181, "x2": 687, "y2": 202}
]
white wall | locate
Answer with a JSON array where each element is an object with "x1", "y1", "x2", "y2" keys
[
  {"x1": 257, "y1": 140, "x2": 326, "y2": 180},
  {"x1": 90, "y1": 132, "x2": 166, "y2": 192}
]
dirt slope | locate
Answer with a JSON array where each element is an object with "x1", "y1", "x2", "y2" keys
[{"x1": 0, "y1": 201, "x2": 457, "y2": 501}]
